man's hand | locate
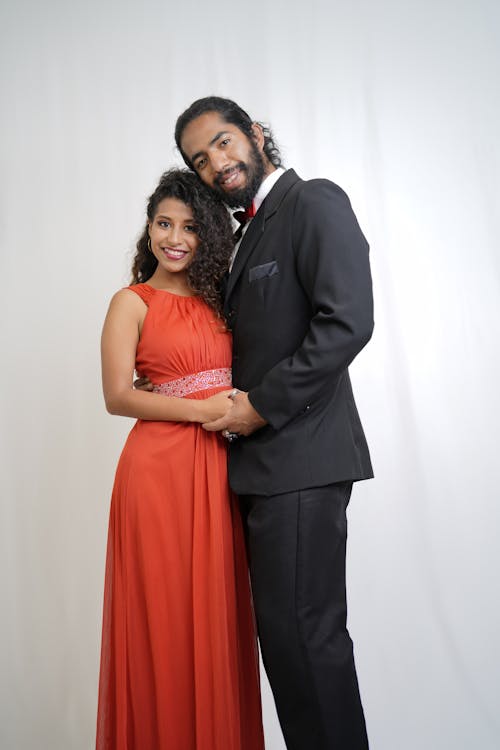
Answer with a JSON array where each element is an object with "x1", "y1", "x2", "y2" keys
[
  {"x1": 202, "y1": 390, "x2": 267, "y2": 437},
  {"x1": 134, "y1": 374, "x2": 154, "y2": 391}
]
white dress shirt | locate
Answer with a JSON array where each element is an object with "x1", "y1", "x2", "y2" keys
[{"x1": 229, "y1": 167, "x2": 285, "y2": 271}]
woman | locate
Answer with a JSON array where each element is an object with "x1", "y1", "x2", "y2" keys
[{"x1": 96, "y1": 169, "x2": 264, "y2": 749}]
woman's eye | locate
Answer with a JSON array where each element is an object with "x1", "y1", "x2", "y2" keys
[
  {"x1": 185, "y1": 225, "x2": 197, "y2": 233},
  {"x1": 159, "y1": 221, "x2": 170, "y2": 228},
  {"x1": 220, "y1": 138, "x2": 230, "y2": 147}
]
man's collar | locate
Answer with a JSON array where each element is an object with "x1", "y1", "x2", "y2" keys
[{"x1": 253, "y1": 167, "x2": 285, "y2": 213}]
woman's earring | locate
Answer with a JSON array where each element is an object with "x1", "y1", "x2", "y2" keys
[{"x1": 148, "y1": 237, "x2": 152, "y2": 252}]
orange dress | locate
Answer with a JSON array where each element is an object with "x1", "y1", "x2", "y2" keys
[{"x1": 96, "y1": 284, "x2": 264, "y2": 750}]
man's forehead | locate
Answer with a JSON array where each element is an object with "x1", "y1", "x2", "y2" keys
[{"x1": 181, "y1": 112, "x2": 236, "y2": 151}]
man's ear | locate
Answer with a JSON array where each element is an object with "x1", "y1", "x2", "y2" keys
[{"x1": 251, "y1": 122, "x2": 265, "y2": 152}]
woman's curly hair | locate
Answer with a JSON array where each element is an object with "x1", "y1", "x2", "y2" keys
[{"x1": 131, "y1": 169, "x2": 233, "y2": 317}]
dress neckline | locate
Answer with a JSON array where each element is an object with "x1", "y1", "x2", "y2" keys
[{"x1": 142, "y1": 283, "x2": 197, "y2": 299}]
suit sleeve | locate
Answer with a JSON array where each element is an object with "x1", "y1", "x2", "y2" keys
[{"x1": 248, "y1": 179, "x2": 373, "y2": 431}]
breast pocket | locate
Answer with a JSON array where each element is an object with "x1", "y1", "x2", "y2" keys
[{"x1": 248, "y1": 260, "x2": 279, "y2": 282}]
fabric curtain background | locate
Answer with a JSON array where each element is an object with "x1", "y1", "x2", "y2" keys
[{"x1": 1, "y1": 1, "x2": 498, "y2": 748}]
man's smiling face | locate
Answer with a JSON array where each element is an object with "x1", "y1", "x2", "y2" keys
[{"x1": 180, "y1": 111, "x2": 267, "y2": 208}]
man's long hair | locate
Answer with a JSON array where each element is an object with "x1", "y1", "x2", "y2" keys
[{"x1": 175, "y1": 96, "x2": 283, "y2": 170}]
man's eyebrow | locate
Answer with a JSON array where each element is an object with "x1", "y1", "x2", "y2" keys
[{"x1": 190, "y1": 131, "x2": 231, "y2": 163}]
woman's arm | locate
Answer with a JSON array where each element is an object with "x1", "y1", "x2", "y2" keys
[{"x1": 101, "y1": 289, "x2": 232, "y2": 423}]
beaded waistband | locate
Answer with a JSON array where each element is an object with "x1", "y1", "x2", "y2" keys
[{"x1": 152, "y1": 367, "x2": 232, "y2": 398}]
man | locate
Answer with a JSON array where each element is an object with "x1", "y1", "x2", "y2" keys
[{"x1": 178, "y1": 96, "x2": 374, "y2": 749}]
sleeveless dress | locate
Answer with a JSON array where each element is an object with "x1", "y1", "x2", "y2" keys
[{"x1": 96, "y1": 284, "x2": 264, "y2": 750}]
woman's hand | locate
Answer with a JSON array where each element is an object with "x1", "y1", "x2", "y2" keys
[
  {"x1": 202, "y1": 390, "x2": 267, "y2": 436},
  {"x1": 197, "y1": 390, "x2": 234, "y2": 424}
]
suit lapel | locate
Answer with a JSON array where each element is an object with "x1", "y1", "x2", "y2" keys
[
  {"x1": 225, "y1": 205, "x2": 265, "y2": 302},
  {"x1": 225, "y1": 169, "x2": 301, "y2": 304}
]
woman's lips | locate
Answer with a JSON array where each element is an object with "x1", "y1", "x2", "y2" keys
[{"x1": 162, "y1": 247, "x2": 188, "y2": 260}]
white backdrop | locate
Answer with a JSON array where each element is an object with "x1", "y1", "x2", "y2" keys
[{"x1": 1, "y1": 1, "x2": 499, "y2": 748}]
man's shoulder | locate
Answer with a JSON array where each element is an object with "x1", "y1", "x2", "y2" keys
[
  {"x1": 297, "y1": 174, "x2": 349, "y2": 200},
  {"x1": 278, "y1": 168, "x2": 348, "y2": 200},
  {"x1": 272, "y1": 170, "x2": 354, "y2": 220},
  {"x1": 282, "y1": 174, "x2": 352, "y2": 221}
]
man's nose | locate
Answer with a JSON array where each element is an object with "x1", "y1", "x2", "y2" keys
[{"x1": 209, "y1": 150, "x2": 230, "y2": 175}]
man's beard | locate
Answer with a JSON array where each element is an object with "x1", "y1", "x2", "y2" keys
[{"x1": 212, "y1": 141, "x2": 265, "y2": 209}]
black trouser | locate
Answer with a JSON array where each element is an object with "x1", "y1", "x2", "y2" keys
[{"x1": 239, "y1": 482, "x2": 368, "y2": 750}]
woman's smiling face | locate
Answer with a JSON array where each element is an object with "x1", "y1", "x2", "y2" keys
[{"x1": 148, "y1": 197, "x2": 200, "y2": 277}]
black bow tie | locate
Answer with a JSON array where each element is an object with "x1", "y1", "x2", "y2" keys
[{"x1": 233, "y1": 202, "x2": 256, "y2": 242}]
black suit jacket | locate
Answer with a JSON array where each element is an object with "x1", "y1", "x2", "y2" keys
[{"x1": 225, "y1": 169, "x2": 374, "y2": 496}]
